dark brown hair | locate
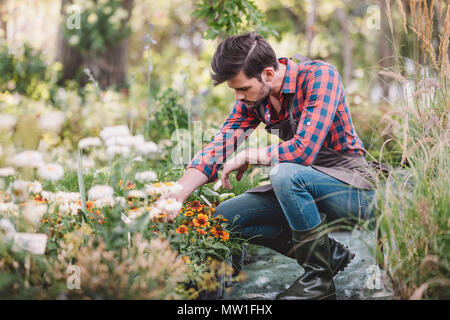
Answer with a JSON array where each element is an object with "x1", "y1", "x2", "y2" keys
[{"x1": 211, "y1": 32, "x2": 278, "y2": 86}]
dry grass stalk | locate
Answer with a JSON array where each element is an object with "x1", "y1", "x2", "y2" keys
[
  {"x1": 379, "y1": 69, "x2": 408, "y2": 84},
  {"x1": 396, "y1": 0, "x2": 408, "y2": 34},
  {"x1": 410, "y1": 278, "x2": 450, "y2": 300},
  {"x1": 437, "y1": 5, "x2": 450, "y2": 80}
]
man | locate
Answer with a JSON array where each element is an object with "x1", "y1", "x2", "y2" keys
[{"x1": 174, "y1": 32, "x2": 375, "y2": 300}]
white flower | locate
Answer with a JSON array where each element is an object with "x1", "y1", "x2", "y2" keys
[
  {"x1": 165, "y1": 181, "x2": 183, "y2": 195},
  {"x1": 115, "y1": 196, "x2": 126, "y2": 207},
  {"x1": 148, "y1": 206, "x2": 162, "y2": 219},
  {"x1": 132, "y1": 156, "x2": 144, "y2": 162},
  {"x1": 12, "y1": 151, "x2": 44, "y2": 168},
  {"x1": 0, "y1": 114, "x2": 17, "y2": 131},
  {"x1": 103, "y1": 6, "x2": 112, "y2": 15},
  {"x1": 99, "y1": 125, "x2": 130, "y2": 141},
  {"x1": 22, "y1": 202, "x2": 47, "y2": 225},
  {"x1": 131, "y1": 134, "x2": 145, "y2": 146},
  {"x1": 135, "y1": 170, "x2": 157, "y2": 183},
  {"x1": 82, "y1": 157, "x2": 96, "y2": 168},
  {"x1": 93, "y1": 196, "x2": 125, "y2": 208},
  {"x1": 37, "y1": 111, "x2": 65, "y2": 133},
  {"x1": 68, "y1": 35, "x2": 79, "y2": 46},
  {"x1": 0, "y1": 167, "x2": 16, "y2": 177},
  {"x1": 87, "y1": 13, "x2": 98, "y2": 24},
  {"x1": 78, "y1": 137, "x2": 102, "y2": 149},
  {"x1": 106, "y1": 145, "x2": 130, "y2": 158},
  {"x1": 44, "y1": 191, "x2": 80, "y2": 204},
  {"x1": 88, "y1": 185, "x2": 114, "y2": 200},
  {"x1": 10, "y1": 180, "x2": 29, "y2": 202},
  {"x1": 0, "y1": 202, "x2": 19, "y2": 216},
  {"x1": 155, "y1": 198, "x2": 182, "y2": 216},
  {"x1": 0, "y1": 219, "x2": 16, "y2": 240},
  {"x1": 128, "y1": 208, "x2": 145, "y2": 221},
  {"x1": 127, "y1": 189, "x2": 147, "y2": 199},
  {"x1": 135, "y1": 141, "x2": 158, "y2": 155},
  {"x1": 145, "y1": 181, "x2": 183, "y2": 195},
  {"x1": 38, "y1": 163, "x2": 64, "y2": 181},
  {"x1": 27, "y1": 181, "x2": 43, "y2": 194},
  {"x1": 59, "y1": 202, "x2": 81, "y2": 216}
]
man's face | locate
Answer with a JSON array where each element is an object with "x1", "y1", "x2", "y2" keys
[{"x1": 227, "y1": 69, "x2": 272, "y2": 108}]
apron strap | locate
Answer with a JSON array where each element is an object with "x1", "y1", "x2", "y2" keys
[
  {"x1": 257, "y1": 94, "x2": 295, "y2": 123},
  {"x1": 290, "y1": 53, "x2": 311, "y2": 63}
]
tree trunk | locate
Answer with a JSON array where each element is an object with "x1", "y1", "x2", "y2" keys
[
  {"x1": 56, "y1": 0, "x2": 83, "y2": 84},
  {"x1": 378, "y1": 0, "x2": 394, "y2": 99},
  {"x1": 335, "y1": 8, "x2": 354, "y2": 84},
  {"x1": 56, "y1": 0, "x2": 134, "y2": 89},
  {"x1": 305, "y1": 0, "x2": 317, "y2": 57}
]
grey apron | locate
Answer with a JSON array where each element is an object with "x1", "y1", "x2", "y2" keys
[{"x1": 246, "y1": 58, "x2": 375, "y2": 193}]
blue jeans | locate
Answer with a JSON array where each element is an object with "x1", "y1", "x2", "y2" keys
[{"x1": 214, "y1": 163, "x2": 375, "y2": 249}]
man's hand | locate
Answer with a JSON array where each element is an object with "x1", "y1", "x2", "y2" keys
[
  {"x1": 220, "y1": 148, "x2": 271, "y2": 190},
  {"x1": 220, "y1": 153, "x2": 249, "y2": 190},
  {"x1": 174, "y1": 168, "x2": 209, "y2": 203}
]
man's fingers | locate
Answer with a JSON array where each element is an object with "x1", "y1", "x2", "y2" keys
[
  {"x1": 236, "y1": 164, "x2": 249, "y2": 181},
  {"x1": 220, "y1": 170, "x2": 231, "y2": 190}
]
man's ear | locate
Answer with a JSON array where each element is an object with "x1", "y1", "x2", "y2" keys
[{"x1": 262, "y1": 67, "x2": 275, "y2": 82}]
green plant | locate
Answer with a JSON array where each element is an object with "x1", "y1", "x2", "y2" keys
[
  {"x1": 0, "y1": 44, "x2": 55, "y2": 100},
  {"x1": 63, "y1": 0, "x2": 131, "y2": 56},
  {"x1": 193, "y1": 0, "x2": 278, "y2": 40},
  {"x1": 145, "y1": 88, "x2": 189, "y2": 141},
  {"x1": 374, "y1": 78, "x2": 449, "y2": 299}
]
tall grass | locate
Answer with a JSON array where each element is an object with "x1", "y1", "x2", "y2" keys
[{"x1": 373, "y1": 0, "x2": 449, "y2": 299}]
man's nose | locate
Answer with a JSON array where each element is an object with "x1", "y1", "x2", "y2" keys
[{"x1": 235, "y1": 91, "x2": 245, "y2": 101}]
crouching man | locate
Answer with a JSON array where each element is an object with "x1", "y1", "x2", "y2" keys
[{"x1": 173, "y1": 32, "x2": 375, "y2": 300}]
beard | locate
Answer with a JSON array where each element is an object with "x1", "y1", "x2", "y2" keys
[{"x1": 242, "y1": 83, "x2": 271, "y2": 108}]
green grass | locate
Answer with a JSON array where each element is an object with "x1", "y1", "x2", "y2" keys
[{"x1": 374, "y1": 84, "x2": 449, "y2": 299}]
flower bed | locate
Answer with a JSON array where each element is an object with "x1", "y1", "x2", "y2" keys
[{"x1": 0, "y1": 122, "x2": 248, "y2": 299}]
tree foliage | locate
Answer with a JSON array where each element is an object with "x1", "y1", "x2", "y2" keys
[{"x1": 193, "y1": 0, "x2": 278, "y2": 39}]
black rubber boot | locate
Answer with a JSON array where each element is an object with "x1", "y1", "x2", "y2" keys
[
  {"x1": 276, "y1": 217, "x2": 336, "y2": 300},
  {"x1": 329, "y1": 237, "x2": 355, "y2": 276},
  {"x1": 272, "y1": 229, "x2": 355, "y2": 277}
]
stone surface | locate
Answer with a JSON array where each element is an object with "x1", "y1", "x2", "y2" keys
[{"x1": 223, "y1": 229, "x2": 395, "y2": 300}]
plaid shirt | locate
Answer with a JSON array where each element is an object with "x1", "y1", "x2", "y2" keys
[{"x1": 187, "y1": 58, "x2": 366, "y2": 183}]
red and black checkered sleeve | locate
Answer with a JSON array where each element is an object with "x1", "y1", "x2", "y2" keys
[
  {"x1": 187, "y1": 101, "x2": 261, "y2": 183},
  {"x1": 267, "y1": 63, "x2": 343, "y2": 165}
]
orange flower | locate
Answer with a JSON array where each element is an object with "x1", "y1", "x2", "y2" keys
[
  {"x1": 211, "y1": 225, "x2": 229, "y2": 241},
  {"x1": 176, "y1": 225, "x2": 189, "y2": 234},
  {"x1": 193, "y1": 213, "x2": 209, "y2": 228},
  {"x1": 184, "y1": 210, "x2": 194, "y2": 217},
  {"x1": 196, "y1": 228, "x2": 206, "y2": 235},
  {"x1": 181, "y1": 256, "x2": 191, "y2": 264},
  {"x1": 86, "y1": 201, "x2": 94, "y2": 210},
  {"x1": 126, "y1": 182, "x2": 136, "y2": 190},
  {"x1": 33, "y1": 194, "x2": 46, "y2": 204},
  {"x1": 187, "y1": 200, "x2": 202, "y2": 212},
  {"x1": 220, "y1": 230, "x2": 230, "y2": 241},
  {"x1": 210, "y1": 225, "x2": 221, "y2": 236},
  {"x1": 212, "y1": 215, "x2": 228, "y2": 222}
]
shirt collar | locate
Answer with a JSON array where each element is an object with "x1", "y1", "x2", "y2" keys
[{"x1": 279, "y1": 57, "x2": 298, "y2": 94}]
